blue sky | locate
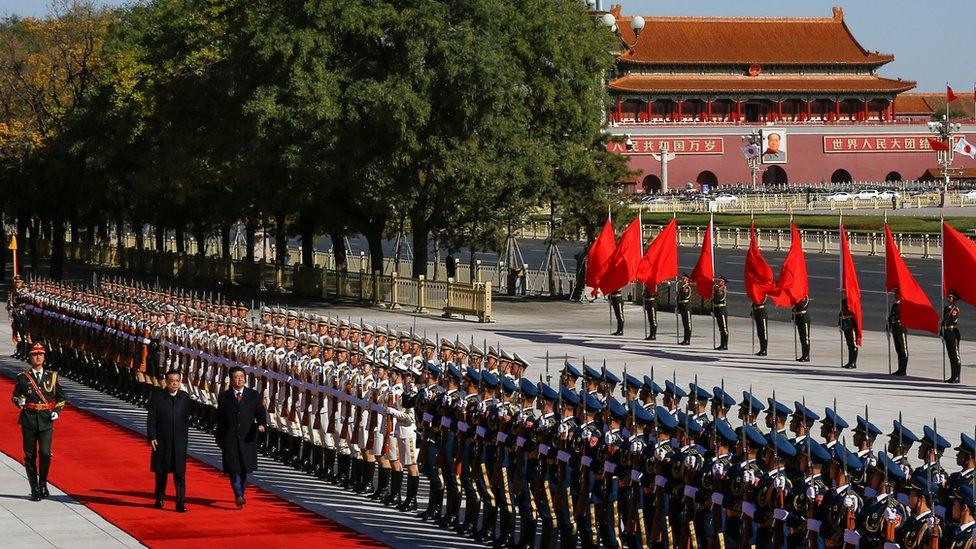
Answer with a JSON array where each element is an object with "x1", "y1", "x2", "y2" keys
[{"x1": 1, "y1": 0, "x2": 972, "y2": 91}]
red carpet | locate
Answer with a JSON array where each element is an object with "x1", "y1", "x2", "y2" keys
[{"x1": 0, "y1": 375, "x2": 386, "y2": 548}]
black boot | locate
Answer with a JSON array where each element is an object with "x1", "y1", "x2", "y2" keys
[
  {"x1": 383, "y1": 471, "x2": 403, "y2": 507},
  {"x1": 344, "y1": 458, "x2": 359, "y2": 489},
  {"x1": 369, "y1": 467, "x2": 390, "y2": 500},
  {"x1": 38, "y1": 456, "x2": 50, "y2": 499},
  {"x1": 357, "y1": 461, "x2": 376, "y2": 494},
  {"x1": 258, "y1": 428, "x2": 269, "y2": 455},
  {"x1": 418, "y1": 485, "x2": 442, "y2": 520},
  {"x1": 457, "y1": 493, "x2": 479, "y2": 535},
  {"x1": 268, "y1": 430, "x2": 281, "y2": 460},
  {"x1": 319, "y1": 448, "x2": 335, "y2": 480},
  {"x1": 398, "y1": 475, "x2": 420, "y2": 512},
  {"x1": 283, "y1": 435, "x2": 297, "y2": 466},
  {"x1": 334, "y1": 453, "x2": 349, "y2": 485},
  {"x1": 306, "y1": 444, "x2": 319, "y2": 474},
  {"x1": 474, "y1": 504, "x2": 497, "y2": 542}
]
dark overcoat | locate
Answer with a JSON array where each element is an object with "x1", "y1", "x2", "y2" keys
[
  {"x1": 214, "y1": 387, "x2": 267, "y2": 474},
  {"x1": 146, "y1": 389, "x2": 191, "y2": 474}
]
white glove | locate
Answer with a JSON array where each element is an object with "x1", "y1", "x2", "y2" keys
[
  {"x1": 843, "y1": 494, "x2": 858, "y2": 510},
  {"x1": 17, "y1": 397, "x2": 25, "y2": 408},
  {"x1": 884, "y1": 507, "x2": 898, "y2": 522},
  {"x1": 773, "y1": 508, "x2": 789, "y2": 521},
  {"x1": 712, "y1": 462, "x2": 726, "y2": 477},
  {"x1": 50, "y1": 411, "x2": 59, "y2": 421},
  {"x1": 925, "y1": 516, "x2": 936, "y2": 529},
  {"x1": 843, "y1": 529, "x2": 861, "y2": 546},
  {"x1": 683, "y1": 485, "x2": 697, "y2": 498},
  {"x1": 655, "y1": 475, "x2": 667, "y2": 488},
  {"x1": 807, "y1": 518, "x2": 822, "y2": 533},
  {"x1": 684, "y1": 454, "x2": 699, "y2": 469},
  {"x1": 773, "y1": 475, "x2": 786, "y2": 490},
  {"x1": 741, "y1": 501, "x2": 756, "y2": 518},
  {"x1": 806, "y1": 486, "x2": 817, "y2": 500},
  {"x1": 655, "y1": 446, "x2": 668, "y2": 460},
  {"x1": 711, "y1": 492, "x2": 724, "y2": 506}
]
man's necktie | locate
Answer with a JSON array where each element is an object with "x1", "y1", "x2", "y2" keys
[{"x1": 236, "y1": 392, "x2": 242, "y2": 404}]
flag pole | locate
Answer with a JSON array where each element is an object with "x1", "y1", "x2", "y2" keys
[
  {"x1": 839, "y1": 213, "x2": 844, "y2": 369},
  {"x1": 750, "y1": 212, "x2": 755, "y2": 356},
  {"x1": 710, "y1": 214, "x2": 716, "y2": 350},
  {"x1": 884, "y1": 212, "x2": 892, "y2": 375},
  {"x1": 674, "y1": 211, "x2": 679, "y2": 345},
  {"x1": 941, "y1": 214, "x2": 946, "y2": 381},
  {"x1": 790, "y1": 210, "x2": 798, "y2": 361}
]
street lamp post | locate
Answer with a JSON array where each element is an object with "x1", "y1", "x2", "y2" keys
[
  {"x1": 741, "y1": 130, "x2": 763, "y2": 190},
  {"x1": 928, "y1": 115, "x2": 962, "y2": 207}
]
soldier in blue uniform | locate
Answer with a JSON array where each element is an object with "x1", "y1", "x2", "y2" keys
[
  {"x1": 947, "y1": 485, "x2": 975, "y2": 549},
  {"x1": 455, "y1": 368, "x2": 482, "y2": 534},
  {"x1": 859, "y1": 451, "x2": 910, "y2": 547},
  {"x1": 511, "y1": 378, "x2": 539, "y2": 548},
  {"x1": 725, "y1": 424, "x2": 766, "y2": 547},
  {"x1": 755, "y1": 432, "x2": 795, "y2": 548},
  {"x1": 646, "y1": 406, "x2": 678, "y2": 549},
  {"x1": 818, "y1": 443, "x2": 864, "y2": 547},
  {"x1": 554, "y1": 387, "x2": 580, "y2": 548},
  {"x1": 575, "y1": 392, "x2": 604, "y2": 548},
  {"x1": 596, "y1": 397, "x2": 627, "y2": 548},
  {"x1": 901, "y1": 473, "x2": 943, "y2": 548},
  {"x1": 787, "y1": 439, "x2": 832, "y2": 547},
  {"x1": 532, "y1": 382, "x2": 560, "y2": 548}
]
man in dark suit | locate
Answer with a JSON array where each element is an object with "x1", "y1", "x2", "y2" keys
[
  {"x1": 147, "y1": 369, "x2": 192, "y2": 512},
  {"x1": 216, "y1": 366, "x2": 267, "y2": 509},
  {"x1": 11, "y1": 343, "x2": 66, "y2": 501}
]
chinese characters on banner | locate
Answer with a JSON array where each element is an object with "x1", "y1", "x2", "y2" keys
[
  {"x1": 823, "y1": 135, "x2": 966, "y2": 153},
  {"x1": 607, "y1": 137, "x2": 725, "y2": 155}
]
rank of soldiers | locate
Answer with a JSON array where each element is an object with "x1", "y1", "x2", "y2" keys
[{"x1": 13, "y1": 277, "x2": 976, "y2": 549}]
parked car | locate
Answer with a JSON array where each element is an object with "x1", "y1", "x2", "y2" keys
[
  {"x1": 825, "y1": 192, "x2": 852, "y2": 202},
  {"x1": 853, "y1": 189, "x2": 880, "y2": 200},
  {"x1": 713, "y1": 194, "x2": 739, "y2": 204},
  {"x1": 962, "y1": 190, "x2": 976, "y2": 201},
  {"x1": 640, "y1": 195, "x2": 669, "y2": 204},
  {"x1": 878, "y1": 190, "x2": 901, "y2": 199}
]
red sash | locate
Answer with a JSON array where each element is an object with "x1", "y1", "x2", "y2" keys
[{"x1": 24, "y1": 372, "x2": 55, "y2": 410}]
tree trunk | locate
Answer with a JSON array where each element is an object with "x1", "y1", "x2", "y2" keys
[
  {"x1": 432, "y1": 233, "x2": 441, "y2": 281},
  {"x1": 274, "y1": 213, "x2": 287, "y2": 266},
  {"x1": 69, "y1": 218, "x2": 80, "y2": 245},
  {"x1": 192, "y1": 224, "x2": 207, "y2": 256},
  {"x1": 133, "y1": 221, "x2": 144, "y2": 250},
  {"x1": 363, "y1": 225, "x2": 385, "y2": 276},
  {"x1": 97, "y1": 223, "x2": 109, "y2": 245},
  {"x1": 245, "y1": 222, "x2": 255, "y2": 262},
  {"x1": 469, "y1": 240, "x2": 477, "y2": 284},
  {"x1": 329, "y1": 230, "x2": 347, "y2": 272},
  {"x1": 154, "y1": 223, "x2": 165, "y2": 252},
  {"x1": 299, "y1": 211, "x2": 315, "y2": 267},
  {"x1": 29, "y1": 218, "x2": 40, "y2": 273},
  {"x1": 410, "y1": 216, "x2": 429, "y2": 278},
  {"x1": 86, "y1": 223, "x2": 97, "y2": 244},
  {"x1": 175, "y1": 225, "x2": 186, "y2": 254},
  {"x1": 114, "y1": 219, "x2": 124, "y2": 248},
  {"x1": 50, "y1": 217, "x2": 66, "y2": 280},
  {"x1": 220, "y1": 224, "x2": 231, "y2": 259}
]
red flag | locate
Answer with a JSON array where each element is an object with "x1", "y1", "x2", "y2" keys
[
  {"x1": 768, "y1": 222, "x2": 809, "y2": 307},
  {"x1": 598, "y1": 215, "x2": 643, "y2": 295},
  {"x1": 743, "y1": 222, "x2": 774, "y2": 304},
  {"x1": 928, "y1": 138, "x2": 950, "y2": 152},
  {"x1": 636, "y1": 219, "x2": 678, "y2": 287},
  {"x1": 948, "y1": 85, "x2": 959, "y2": 103},
  {"x1": 942, "y1": 222, "x2": 976, "y2": 305},
  {"x1": 839, "y1": 222, "x2": 863, "y2": 346},
  {"x1": 884, "y1": 224, "x2": 939, "y2": 334},
  {"x1": 690, "y1": 217, "x2": 714, "y2": 299},
  {"x1": 585, "y1": 217, "x2": 616, "y2": 296}
]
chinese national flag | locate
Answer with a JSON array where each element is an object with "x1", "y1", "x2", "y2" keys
[
  {"x1": 690, "y1": 217, "x2": 714, "y2": 299},
  {"x1": 768, "y1": 222, "x2": 809, "y2": 307},
  {"x1": 598, "y1": 215, "x2": 643, "y2": 295},
  {"x1": 884, "y1": 224, "x2": 939, "y2": 334},
  {"x1": 941, "y1": 222, "x2": 976, "y2": 305},
  {"x1": 636, "y1": 219, "x2": 678, "y2": 287},
  {"x1": 585, "y1": 217, "x2": 616, "y2": 296},
  {"x1": 743, "y1": 222, "x2": 774, "y2": 304},
  {"x1": 948, "y1": 85, "x2": 959, "y2": 103},
  {"x1": 928, "y1": 138, "x2": 950, "y2": 152},
  {"x1": 840, "y1": 222, "x2": 863, "y2": 346}
]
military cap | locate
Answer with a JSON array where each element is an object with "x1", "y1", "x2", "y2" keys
[
  {"x1": 519, "y1": 378, "x2": 539, "y2": 398},
  {"x1": 274, "y1": 327, "x2": 286, "y2": 338},
  {"x1": 583, "y1": 392, "x2": 604, "y2": 412},
  {"x1": 676, "y1": 412, "x2": 703, "y2": 434},
  {"x1": 854, "y1": 415, "x2": 882, "y2": 437},
  {"x1": 875, "y1": 452, "x2": 907, "y2": 480},
  {"x1": 28, "y1": 343, "x2": 46, "y2": 355},
  {"x1": 375, "y1": 359, "x2": 391, "y2": 370},
  {"x1": 398, "y1": 330, "x2": 411, "y2": 340},
  {"x1": 560, "y1": 387, "x2": 580, "y2": 407},
  {"x1": 950, "y1": 485, "x2": 975, "y2": 510},
  {"x1": 446, "y1": 364, "x2": 463, "y2": 383},
  {"x1": 374, "y1": 325, "x2": 387, "y2": 336},
  {"x1": 921, "y1": 425, "x2": 951, "y2": 451},
  {"x1": 308, "y1": 338, "x2": 320, "y2": 348},
  {"x1": 286, "y1": 310, "x2": 298, "y2": 319},
  {"x1": 455, "y1": 342, "x2": 469, "y2": 355},
  {"x1": 654, "y1": 406, "x2": 677, "y2": 433},
  {"x1": 425, "y1": 362, "x2": 441, "y2": 377},
  {"x1": 623, "y1": 372, "x2": 642, "y2": 390},
  {"x1": 464, "y1": 368, "x2": 481, "y2": 385},
  {"x1": 562, "y1": 362, "x2": 582, "y2": 379},
  {"x1": 582, "y1": 363, "x2": 601, "y2": 381},
  {"x1": 831, "y1": 444, "x2": 863, "y2": 470},
  {"x1": 793, "y1": 401, "x2": 820, "y2": 422},
  {"x1": 711, "y1": 387, "x2": 736, "y2": 408},
  {"x1": 642, "y1": 376, "x2": 663, "y2": 395},
  {"x1": 802, "y1": 439, "x2": 833, "y2": 465},
  {"x1": 539, "y1": 383, "x2": 559, "y2": 402},
  {"x1": 633, "y1": 401, "x2": 655, "y2": 426},
  {"x1": 339, "y1": 319, "x2": 350, "y2": 328},
  {"x1": 822, "y1": 407, "x2": 849, "y2": 430},
  {"x1": 766, "y1": 398, "x2": 791, "y2": 417},
  {"x1": 488, "y1": 346, "x2": 499, "y2": 358},
  {"x1": 261, "y1": 306, "x2": 272, "y2": 315},
  {"x1": 602, "y1": 367, "x2": 621, "y2": 385},
  {"x1": 607, "y1": 397, "x2": 628, "y2": 420},
  {"x1": 422, "y1": 337, "x2": 436, "y2": 349},
  {"x1": 440, "y1": 338, "x2": 455, "y2": 350},
  {"x1": 513, "y1": 353, "x2": 529, "y2": 369},
  {"x1": 164, "y1": 304, "x2": 176, "y2": 313},
  {"x1": 907, "y1": 473, "x2": 940, "y2": 496},
  {"x1": 469, "y1": 345, "x2": 484, "y2": 358},
  {"x1": 741, "y1": 424, "x2": 768, "y2": 449},
  {"x1": 500, "y1": 349, "x2": 514, "y2": 361},
  {"x1": 714, "y1": 419, "x2": 738, "y2": 445},
  {"x1": 481, "y1": 370, "x2": 499, "y2": 388},
  {"x1": 890, "y1": 421, "x2": 920, "y2": 444},
  {"x1": 501, "y1": 376, "x2": 519, "y2": 394},
  {"x1": 664, "y1": 379, "x2": 687, "y2": 398},
  {"x1": 352, "y1": 323, "x2": 365, "y2": 333},
  {"x1": 364, "y1": 324, "x2": 376, "y2": 334},
  {"x1": 391, "y1": 360, "x2": 408, "y2": 374},
  {"x1": 955, "y1": 433, "x2": 976, "y2": 456},
  {"x1": 767, "y1": 432, "x2": 798, "y2": 458},
  {"x1": 688, "y1": 383, "x2": 711, "y2": 403}
]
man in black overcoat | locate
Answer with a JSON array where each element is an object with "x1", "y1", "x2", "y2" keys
[
  {"x1": 147, "y1": 369, "x2": 192, "y2": 512},
  {"x1": 215, "y1": 366, "x2": 267, "y2": 508}
]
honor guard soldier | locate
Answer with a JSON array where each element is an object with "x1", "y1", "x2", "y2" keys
[
  {"x1": 454, "y1": 367, "x2": 482, "y2": 535},
  {"x1": 788, "y1": 439, "x2": 832, "y2": 546},
  {"x1": 913, "y1": 426, "x2": 951, "y2": 508},
  {"x1": 751, "y1": 296, "x2": 769, "y2": 356},
  {"x1": 852, "y1": 415, "x2": 882, "y2": 490},
  {"x1": 701, "y1": 419, "x2": 737, "y2": 549},
  {"x1": 510, "y1": 377, "x2": 539, "y2": 548},
  {"x1": 677, "y1": 274, "x2": 693, "y2": 345},
  {"x1": 738, "y1": 391, "x2": 764, "y2": 427},
  {"x1": 820, "y1": 407, "x2": 848, "y2": 454},
  {"x1": 646, "y1": 405, "x2": 678, "y2": 549},
  {"x1": 819, "y1": 443, "x2": 864, "y2": 547},
  {"x1": 554, "y1": 387, "x2": 580, "y2": 548},
  {"x1": 858, "y1": 451, "x2": 910, "y2": 546},
  {"x1": 901, "y1": 473, "x2": 943, "y2": 548},
  {"x1": 609, "y1": 289, "x2": 625, "y2": 336},
  {"x1": 436, "y1": 364, "x2": 464, "y2": 528},
  {"x1": 471, "y1": 370, "x2": 500, "y2": 541},
  {"x1": 672, "y1": 412, "x2": 706, "y2": 549},
  {"x1": 643, "y1": 284, "x2": 658, "y2": 340},
  {"x1": 948, "y1": 434, "x2": 975, "y2": 504},
  {"x1": 839, "y1": 297, "x2": 858, "y2": 369},
  {"x1": 947, "y1": 485, "x2": 975, "y2": 549},
  {"x1": 575, "y1": 392, "x2": 603, "y2": 549},
  {"x1": 724, "y1": 424, "x2": 766, "y2": 548},
  {"x1": 889, "y1": 288, "x2": 910, "y2": 376},
  {"x1": 888, "y1": 420, "x2": 921, "y2": 502},
  {"x1": 792, "y1": 296, "x2": 811, "y2": 362},
  {"x1": 943, "y1": 291, "x2": 962, "y2": 383},
  {"x1": 12, "y1": 343, "x2": 66, "y2": 501},
  {"x1": 755, "y1": 432, "x2": 795, "y2": 548},
  {"x1": 488, "y1": 375, "x2": 520, "y2": 546},
  {"x1": 712, "y1": 277, "x2": 729, "y2": 350},
  {"x1": 596, "y1": 397, "x2": 628, "y2": 548},
  {"x1": 532, "y1": 383, "x2": 560, "y2": 548}
]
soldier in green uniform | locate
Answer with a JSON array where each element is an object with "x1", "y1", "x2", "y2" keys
[
  {"x1": 888, "y1": 289, "x2": 910, "y2": 376},
  {"x1": 677, "y1": 275, "x2": 693, "y2": 345},
  {"x1": 751, "y1": 296, "x2": 769, "y2": 356},
  {"x1": 839, "y1": 298, "x2": 858, "y2": 369},
  {"x1": 943, "y1": 291, "x2": 962, "y2": 384},
  {"x1": 609, "y1": 289, "x2": 625, "y2": 336},
  {"x1": 712, "y1": 277, "x2": 729, "y2": 351},
  {"x1": 12, "y1": 343, "x2": 66, "y2": 501},
  {"x1": 643, "y1": 284, "x2": 658, "y2": 341},
  {"x1": 792, "y1": 296, "x2": 811, "y2": 362}
]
